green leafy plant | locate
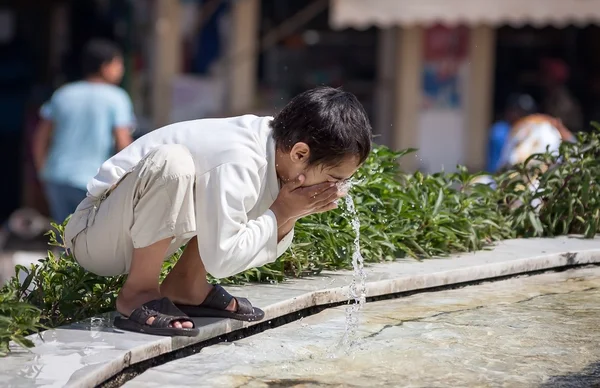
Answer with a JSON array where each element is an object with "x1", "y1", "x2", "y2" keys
[
  {"x1": 497, "y1": 125, "x2": 600, "y2": 238},
  {"x1": 1, "y1": 125, "x2": 598, "y2": 355},
  {"x1": 3, "y1": 223, "x2": 125, "y2": 329},
  {"x1": 0, "y1": 290, "x2": 41, "y2": 357}
]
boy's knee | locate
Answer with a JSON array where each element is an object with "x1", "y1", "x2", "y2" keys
[{"x1": 149, "y1": 144, "x2": 195, "y2": 177}]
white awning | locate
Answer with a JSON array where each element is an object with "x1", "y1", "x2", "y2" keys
[{"x1": 330, "y1": 0, "x2": 600, "y2": 29}]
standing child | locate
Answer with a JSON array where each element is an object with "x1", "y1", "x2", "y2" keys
[
  {"x1": 34, "y1": 39, "x2": 134, "y2": 223},
  {"x1": 64, "y1": 87, "x2": 372, "y2": 336}
]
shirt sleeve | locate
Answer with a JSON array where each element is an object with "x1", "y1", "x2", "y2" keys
[
  {"x1": 112, "y1": 90, "x2": 136, "y2": 131},
  {"x1": 195, "y1": 162, "x2": 294, "y2": 278},
  {"x1": 39, "y1": 100, "x2": 53, "y2": 120},
  {"x1": 276, "y1": 222, "x2": 295, "y2": 257}
]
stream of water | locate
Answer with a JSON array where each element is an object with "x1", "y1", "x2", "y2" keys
[{"x1": 334, "y1": 181, "x2": 367, "y2": 354}]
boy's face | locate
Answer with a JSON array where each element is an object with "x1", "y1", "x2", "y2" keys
[
  {"x1": 278, "y1": 142, "x2": 361, "y2": 187},
  {"x1": 302, "y1": 157, "x2": 361, "y2": 187},
  {"x1": 101, "y1": 56, "x2": 125, "y2": 84}
]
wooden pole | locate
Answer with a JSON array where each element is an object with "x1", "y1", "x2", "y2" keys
[{"x1": 151, "y1": 0, "x2": 182, "y2": 127}]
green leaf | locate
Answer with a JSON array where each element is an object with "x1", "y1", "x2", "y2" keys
[{"x1": 528, "y1": 212, "x2": 544, "y2": 236}]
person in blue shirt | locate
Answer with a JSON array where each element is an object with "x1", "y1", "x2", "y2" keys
[
  {"x1": 487, "y1": 94, "x2": 537, "y2": 173},
  {"x1": 33, "y1": 39, "x2": 134, "y2": 223}
]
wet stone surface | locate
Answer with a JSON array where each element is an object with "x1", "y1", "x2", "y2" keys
[{"x1": 127, "y1": 267, "x2": 600, "y2": 388}]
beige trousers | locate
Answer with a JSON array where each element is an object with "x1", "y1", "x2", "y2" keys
[{"x1": 64, "y1": 145, "x2": 197, "y2": 276}]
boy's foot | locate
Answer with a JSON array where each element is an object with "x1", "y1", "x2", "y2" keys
[
  {"x1": 113, "y1": 297, "x2": 199, "y2": 337},
  {"x1": 116, "y1": 289, "x2": 195, "y2": 330},
  {"x1": 174, "y1": 285, "x2": 265, "y2": 322}
]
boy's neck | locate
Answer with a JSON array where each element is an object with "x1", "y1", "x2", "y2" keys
[
  {"x1": 274, "y1": 149, "x2": 289, "y2": 183},
  {"x1": 85, "y1": 75, "x2": 109, "y2": 84}
]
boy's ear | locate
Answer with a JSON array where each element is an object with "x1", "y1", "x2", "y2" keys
[{"x1": 290, "y1": 142, "x2": 310, "y2": 164}]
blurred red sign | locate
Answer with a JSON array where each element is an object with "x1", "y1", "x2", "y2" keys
[{"x1": 423, "y1": 25, "x2": 469, "y2": 61}]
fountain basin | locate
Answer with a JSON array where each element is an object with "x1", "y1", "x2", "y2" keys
[
  {"x1": 127, "y1": 266, "x2": 600, "y2": 387},
  {"x1": 0, "y1": 236, "x2": 599, "y2": 387}
]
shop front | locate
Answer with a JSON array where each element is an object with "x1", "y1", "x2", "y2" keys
[{"x1": 330, "y1": 0, "x2": 600, "y2": 172}]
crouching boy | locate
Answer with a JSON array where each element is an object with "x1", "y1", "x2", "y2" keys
[{"x1": 64, "y1": 87, "x2": 372, "y2": 336}]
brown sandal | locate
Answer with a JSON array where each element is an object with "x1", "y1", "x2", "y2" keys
[
  {"x1": 176, "y1": 285, "x2": 265, "y2": 322},
  {"x1": 113, "y1": 297, "x2": 199, "y2": 337}
]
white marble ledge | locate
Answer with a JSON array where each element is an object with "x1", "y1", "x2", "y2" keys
[{"x1": 0, "y1": 236, "x2": 599, "y2": 388}]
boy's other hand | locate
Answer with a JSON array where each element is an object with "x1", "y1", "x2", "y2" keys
[{"x1": 270, "y1": 175, "x2": 344, "y2": 224}]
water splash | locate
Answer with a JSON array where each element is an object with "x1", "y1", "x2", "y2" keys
[{"x1": 332, "y1": 179, "x2": 367, "y2": 355}]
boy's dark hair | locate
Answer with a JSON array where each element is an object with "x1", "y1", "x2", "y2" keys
[
  {"x1": 271, "y1": 87, "x2": 372, "y2": 167},
  {"x1": 81, "y1": 39, "x2": 122, "y2": 77}
]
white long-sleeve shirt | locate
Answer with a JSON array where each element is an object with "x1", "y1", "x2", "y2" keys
[{"x1": 87, "y1": 115, "x2": 294, "y2": 278}]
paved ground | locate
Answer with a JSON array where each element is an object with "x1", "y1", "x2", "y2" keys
[{"x1": 127, "y1": 267, "x2": 600, "y2": 388}]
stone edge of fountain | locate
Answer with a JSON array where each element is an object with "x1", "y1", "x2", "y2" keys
[{"x1": 3, "y1": 236, "x2": 600, "y2": 388}]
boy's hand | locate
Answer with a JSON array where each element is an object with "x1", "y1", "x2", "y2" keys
[{"x1": 270, "y1": 175, "x2": 343, "y2": 224}]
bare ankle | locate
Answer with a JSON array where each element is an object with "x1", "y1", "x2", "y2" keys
[
  {"x1": 116, "y1": 287, "x2": 161, "y2": 315},
  {"x1": 159, "y1": 236, "x2": 214, "y2": 305},
  {"x1": 160, "y1": 279, "x2": 212, "y2": 306}
]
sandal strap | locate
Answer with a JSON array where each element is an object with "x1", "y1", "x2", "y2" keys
[
  {"x1": 202, "y1": 285, "x2": 234, "y2": 310},
  {"x1": 127, "y1": 297, "x2": 195, "y2": 328},
  {"x1": 150, "y1": 313, "x2": 193, "y2": 328},
  {"x1": 129, "y1": 306, "x2": 157, "y2": 325},
  {"x1": 199, "y1": 286, "x2": 257, "y2": 315},
  {"x1": 235, "y1": 297, "x2": 255, "y2": 315},
  {"x1": 145, "y1": 297, "x2": 188, "y2": 316}
]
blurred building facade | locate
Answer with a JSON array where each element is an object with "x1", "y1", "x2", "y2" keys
[
  {"x1": 2, "y1": 0, "x2": 600, "y2": 220},
  {"x1": 330, "y1": 0, "x2": 600, "y2": 172}
]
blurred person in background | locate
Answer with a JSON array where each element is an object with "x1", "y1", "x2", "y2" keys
[
  {"x1": 474, "y1": 111, "x2": 575, "y2": 197},
  {"x1": 496, "y1": 113, "x2": 575, "y2": 172},
  {"x1": 540, "y1": 58, "x2": 583, "y2": 133},
  {"x1": 33, "y1": 39, "x2": 134, "y2": 223},
  {"x1": 487, "y1": 93, "x2": 537, "y2": 173}
]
